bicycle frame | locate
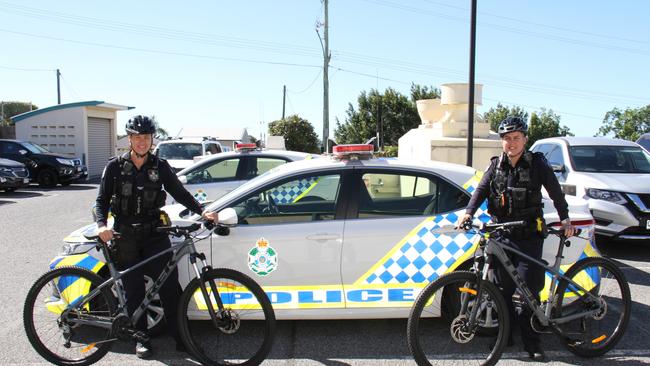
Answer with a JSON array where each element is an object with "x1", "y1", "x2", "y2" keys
[
  {"x1": 60, "y1": 233, "x2": 216, "y2": 331},
  {"x1": 476, "y1": 233, "x2": 603, "y2": 328}
]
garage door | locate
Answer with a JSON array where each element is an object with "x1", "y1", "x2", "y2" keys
[{"x1": 87, "y1": 118, "x2": 112, "y2": 178}]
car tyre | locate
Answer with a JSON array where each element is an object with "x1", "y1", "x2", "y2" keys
[
  {"x1": 4, "y1": 187, "x2": 16, "y2": 192},
  {"x1": 37, "y1": 169, "x2": 58, "y2": 188}
]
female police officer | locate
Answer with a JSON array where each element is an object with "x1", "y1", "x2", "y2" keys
[
  {"x1": 458, "y1": 116, "x2": 575, "y2": 361},
  {"x1": 95, "y1": 115, "x2": 217, "y2": 358}
]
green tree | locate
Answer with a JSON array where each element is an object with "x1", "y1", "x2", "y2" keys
[
  {"x1": 409, "y1": 83, "x2": 441, "y2": 103},
  {"x1": 1, "y1": 101, "x2": 38, "y2": 125},
  {"x1": 597, "y1": 105, "x2": 650, "y2": 141},
  {"x1": 268, "y1": 115, "x2": 320, "y2": 153},
  {"x1": 527, "y1": 108, "x2": 573, "y2": 148},
  {"x1": 335, "y1": 85, "x2": 438, "y2": 146},
  {"x1": 483, "y1": 103, "x2": 528, "y2": 133},
  {"x1": 149, "y1": 115, "x2": 169, "y2": 139}
]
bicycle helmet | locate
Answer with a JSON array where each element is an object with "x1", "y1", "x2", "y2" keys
[
  {"x1": 497, "y1": 116, "x2": 528, "y2": 137},
  {"x1": 125, "y1": 115, "x2": 156, "y2": 135}
]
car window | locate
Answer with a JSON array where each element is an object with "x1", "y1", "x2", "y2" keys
[
  {"x1": 244, "y1": 157, "x2": 288, "y2": 179},
  {"x1": 185, "y1": 158, "x2": 240, "y2": 184},
  {"x1": 157, "y1": 143, "x2": 202, "y2": 160},
  {"x1": 532, "y1": 143, "x2": 552, "y2": 156},
  {"x1": 637, "y1": 136, "x2": 650, "y2": 152},
  {"x1": 358, "y1": 172, "x2": 469, "y2": 218},
  {"x1": 232, "y1": 173, "x2": 341, "y2": 225},
  {"x1": 546, "y1": 146, "x2": 564, "y2": 166},
  {"x1": 0, "y1": 142, "x2": 23, "y2": 154},
  {"x1": 205, "y1": 143, "x2": 221, "y2": 154},
  {"x1": 569, "y1": 145, "x2": 650, "y2": 173}
]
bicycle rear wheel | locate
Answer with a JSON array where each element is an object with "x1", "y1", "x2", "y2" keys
[
  {"x1": 553, "y1": 256, "x2": 631, "y2": 357},
  {"x1": 23, "y1": 266, "x2": 116, "y2": 366},
  {"x1": 407, "y1": 271, "x2": 510, "y2": 366},
  {"x1": 178, "y1": 268, "x2": 276, "y2": 366}
]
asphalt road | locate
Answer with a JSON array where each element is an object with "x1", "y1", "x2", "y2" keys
[{"x1": 1, "y1": 184, "x2": 650, "y2": 365}]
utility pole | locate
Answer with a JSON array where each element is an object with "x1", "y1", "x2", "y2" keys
[
  {"x1": 321, "y1": 0, "x2": 331, "y2": 153},
  {"x1": 466, "y1": 0, "x2": 477, "y2": 167},
  {"x1": 56, "y1": 69, "x2": 61, "y2": 105},
  {"x1": 282, "y1": 85, "x2": 286, "y2": 120}
]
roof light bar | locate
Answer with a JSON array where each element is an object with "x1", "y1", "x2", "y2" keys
[
  {"x1": 236, "y1": 143, "x2": 257, "y2": 151},
  {"x1": 332, "y1": 144, "x2": 374, "y2": 154}
]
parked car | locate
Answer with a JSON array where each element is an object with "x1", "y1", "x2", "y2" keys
[
  {"x1": 172, "y1": 144, "x2": 321, "y2": 204},
  {"x1": 531, "y1": 137, "x2": 650, "y2": 241},
  {"x1": 637, "y1": 132, "x2": 650, "y2": 153},
  {"x1": 153, "y1": 137, "x2": 223, "y2": 172},
  {"x1": 56, "y1": 144, "x2": 597, "y2": 326},
  {"x1": 0, "y1": 139, "x2": 87, "y2": 188},
  {"x1": 0, "y1": 158, "x2": 29, "y2": 192}
]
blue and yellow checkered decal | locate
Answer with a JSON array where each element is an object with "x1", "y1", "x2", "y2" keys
[
  {"x1": 269, "y1": 177, "x2": 319, "y2": 204},
  {"x1": 355, "y1": 172, "x2": 490, "y2": 286},
  {"x1": 46, "y1": 254, "x2": 104, "y2": 314}
]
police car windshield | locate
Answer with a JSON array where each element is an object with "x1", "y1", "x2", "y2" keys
[
  {"x1": 569, "y1": 145, "x2": 650, "y2": 173},
  {"x1": 157, "y1": 143, "x2": 202, "y2": 160}
]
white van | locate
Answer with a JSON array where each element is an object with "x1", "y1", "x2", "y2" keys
[{"x1": 153, "y1": 138, "x2": 222, "y2": 172}]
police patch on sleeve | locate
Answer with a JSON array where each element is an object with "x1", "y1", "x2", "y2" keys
[{"x1": 248, "y1": 237, "x2": 278, "y2": 276}]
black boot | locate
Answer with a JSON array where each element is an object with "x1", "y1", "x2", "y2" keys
[{"x1": 524, "y1": 344, "x2": 545, "y2": 361}]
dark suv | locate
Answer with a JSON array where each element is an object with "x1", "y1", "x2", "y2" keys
[
  {"x1": 0, "y1": 158, "x2": 29, "y2": 192},
  {"x1": 0, "y1": 139, "x2": 88, "y2": 188}
]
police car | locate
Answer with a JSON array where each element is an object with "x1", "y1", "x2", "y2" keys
[
  {"x1": 169, "y1": 143, "x2": 320, "y2": 205},
  {"x1": 56, "y1": 144, "x2": 597, "y2": 324}
]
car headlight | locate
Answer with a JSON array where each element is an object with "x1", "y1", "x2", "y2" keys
[
  {"x1": 62, "y1": 242, "x2": 96, "y2": 255},
  {"x1": 56, "y1": 158, "x2": 75, "y2": 166},
  {"x1": 585, "y1": 188, "x2": 627, "y2": 205}
]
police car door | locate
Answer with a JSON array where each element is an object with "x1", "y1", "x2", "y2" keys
[
  {"x1": 341, "y1": 169, "x2": 471, "y2": 315},
  {"x1": 212, "y1": 170, "x2": 347, "y2": 314}
]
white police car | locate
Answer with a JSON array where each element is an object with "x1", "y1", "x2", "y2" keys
[
  {"x1": 59, "y1": 144, "x2": 597, "y2": 323},
  {"x1": 169, "y1": 144, "x2": 320, "y2": 205}
]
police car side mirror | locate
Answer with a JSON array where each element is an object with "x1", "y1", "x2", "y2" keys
[
  {"x1": 218, "y1": 207, "x2": 238, "y2": 226},
  {"x1": 551, "y1": 163, "x2": 565, "y2": 173},
  {"x1": 178, "y1": 175, "x2": 188, "y2": 184}
]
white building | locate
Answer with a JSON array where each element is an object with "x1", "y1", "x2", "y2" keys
[{"x1": 11, "y1": 101, "x2": 133, "y2": 178}]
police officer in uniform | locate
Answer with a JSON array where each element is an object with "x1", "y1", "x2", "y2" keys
[
  {"x1": 95, "y1": 115, "x2": 217, "y2": 358},
  {"x1": 458, "y1": 116, "x2": 575, "y2": 361}
]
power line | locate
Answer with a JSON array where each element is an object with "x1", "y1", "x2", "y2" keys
[
  {"x1": 0, "y1": 65, "x2": 54, "y2": 72},
  {"x1": 287, "y1": 69, "x2": 322, "y2": 94},
  {"x1": 0, "y1": 28, "x2": 322, "y2": 69},
  {"x1": 419, "y1": 0, "x2": 650, "y2": 46},
  {"x1": 361, "y1": 0, "x2": 650, "y2": 56},
  {"x1": 1, "y1": 2, "x2": 646, "y2": 105}
]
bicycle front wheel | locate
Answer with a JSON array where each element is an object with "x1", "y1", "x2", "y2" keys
[
  {"x1": 23, "y1": 266, "x2": 116, "y2": 366},
  {"x1": 553, "y1": 256, "x2": 631, "y2": 357},
  {"x1": 178, "y1": 268, "x2": 276, "y2": 366},
  {"x1": 407, "y1": 271, "x2": 510, "y2": 366}
]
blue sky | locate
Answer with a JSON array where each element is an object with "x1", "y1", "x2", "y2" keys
[{"x1": 2, "y1": 1, "x2": 649, "y2": 141}]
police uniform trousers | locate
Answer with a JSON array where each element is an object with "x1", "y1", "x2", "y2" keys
[
  {"x1": 493, "y1": 235, "x2": 545, "y2": 349},
  {"x1": 114, "y1": 232, "x2": 181, "y2": 341}
]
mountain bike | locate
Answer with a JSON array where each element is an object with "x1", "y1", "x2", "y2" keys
[
  {"x1": 23, "y1": 213, "x2": 276, "y2": 366},
  {"x1": 407, "y1": 220, "x2": 631, "y2": 366}
]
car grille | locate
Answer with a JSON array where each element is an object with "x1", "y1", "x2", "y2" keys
[
  {"x1": 627, "y1": 193, "x2": 650, "y2": 214},
  {"x1": 640, "y1": 194, "x2": 650, "y2": 208},
  {"x1": 12, "y1": 167, "x2": 28, "y2": 178}
]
